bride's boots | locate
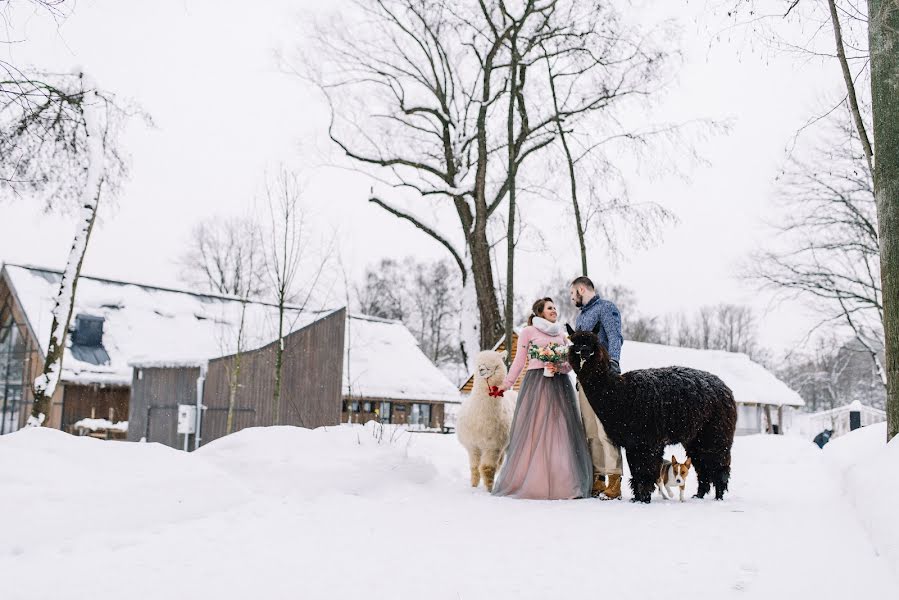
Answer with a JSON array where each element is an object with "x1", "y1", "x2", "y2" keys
[
  {"x1": 600, "y1": 474, "x2": 622, "y2": 500},
  {"x1": 591, "y1": 471, "x2": 607, "y2": 498}
]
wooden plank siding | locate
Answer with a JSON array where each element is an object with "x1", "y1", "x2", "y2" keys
[
  {"x1": 61, "y1": 384, "x2": 130, "y2": 433},
  {"x1": 200, "y1": 308, "x2": 346, "y2": 445},
  {"x1": 128, "y1": 366, "x2": 201, "y2": 446}
]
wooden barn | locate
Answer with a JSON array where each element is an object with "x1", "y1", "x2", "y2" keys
[
  {"x1": 129, "y1": 309, "x2": 346, "y2": 448},
  {"x1": 132, "y1": 313, "x2": 462, "y2": 448},
  {"x1": 461, "y1": 329, "x2": 804, "y2": 435}
]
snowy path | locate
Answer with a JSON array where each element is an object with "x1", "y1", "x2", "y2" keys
[{"x1": 1, "y1": 426, "x2": 895, "y2": 599}]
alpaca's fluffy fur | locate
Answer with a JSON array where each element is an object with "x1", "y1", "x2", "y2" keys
[
  {"x1": 456, "y1": 351, "x2": 516, "y2": 492},
  {"x1": 567, "y1": 325, "x2": 737, "y2": 503}
]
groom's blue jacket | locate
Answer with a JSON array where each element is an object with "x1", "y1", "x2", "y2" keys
[{"x1": 574, "y1": 295, "x2": 623, "y2": 362}]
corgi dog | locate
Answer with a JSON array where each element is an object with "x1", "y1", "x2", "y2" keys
[{"x1": 656, "y1": 455, "x2": 692, "y2": 502}]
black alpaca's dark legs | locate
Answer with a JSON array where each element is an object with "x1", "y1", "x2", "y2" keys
[
  {"x1": 626, "y1": 445, "x2": 661, "y2": 503},
  {"x1": 711, "y1": 447, "x2": 732, "y2": 500},
  {"x1": 685, "y1": 440, "x2": 731, "y2": 500},
  {"x1": 684, "y1": 441, "x2": 712, "y2": 499}
]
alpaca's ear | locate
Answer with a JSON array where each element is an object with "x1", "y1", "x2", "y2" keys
[
  {"x1": 592, "y1": 320, "x2": 602, "y2": 335},
  {"x1": 566, "y1": 323, "x2": 575, "y2": 337}
]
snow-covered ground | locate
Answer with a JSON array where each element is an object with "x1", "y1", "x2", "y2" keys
[{"x1": 1, "y1": 424, "x2": 896, "y2": 599}]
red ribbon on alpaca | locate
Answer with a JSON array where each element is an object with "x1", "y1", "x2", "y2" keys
[{"x1": 488, "y1": 386, "x2": 505, "y2": 398}]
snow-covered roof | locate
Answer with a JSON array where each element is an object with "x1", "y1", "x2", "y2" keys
[
  {"x1": 620, "y1": 340, "x2": 804, "y2": 407},
  {"x1": 462, "y1": 329, "x2": 803, "y2": 408},
  {"x1": 1, "y1": 264, "x2": 329, "y2": 386},
  {"x1": 2, "y1": 264, "x2": 460, "y2": 404},
  {"x1": 345, "y1": 315, "x2": 461, "y2": 404}
]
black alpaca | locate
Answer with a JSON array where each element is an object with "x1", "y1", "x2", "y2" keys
[{"x1": 566, "y1": 324, "x2": 737, "y2": 503}]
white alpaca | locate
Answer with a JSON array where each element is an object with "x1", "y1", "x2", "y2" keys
[{"x1": 456, "y1": 351, "x2": 516, "y2": 492}]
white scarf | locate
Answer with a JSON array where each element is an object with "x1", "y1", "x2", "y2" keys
[{"x1": 531, "y1": 316, "x2": 564, "y2": 337}]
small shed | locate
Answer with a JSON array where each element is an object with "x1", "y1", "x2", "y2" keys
[
  {"x1": 461, "y1": 330, "x2": 804, "y2": 435},
  {"x1": 342, "y1": 315, "x2": 461, "y2": 429}
]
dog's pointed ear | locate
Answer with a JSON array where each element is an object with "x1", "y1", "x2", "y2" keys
[
  {"x1": 684, "y1": 457, "x2": 692, "y2": 469},
  {"x1": 592, "y1": 320, "x2": 602, "y2": 335},
  {"x1": 671, "y1": 455, "x2": 678, "y2": 465},
  {"x1": 566, "y1": 323, "x2": 575, "y2": 337}
]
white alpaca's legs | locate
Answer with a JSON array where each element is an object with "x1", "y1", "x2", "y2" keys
[
  {"x1": 468, "y1": 447, "x2": 482, "y2": 488},
  {"x1": 480, "y1": 447, "x2": 502, "y2": 493}
]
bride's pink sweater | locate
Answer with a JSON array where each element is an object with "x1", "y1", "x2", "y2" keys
[{"x1": 502, "y1": 325, "x2": 572, "y2": 389}]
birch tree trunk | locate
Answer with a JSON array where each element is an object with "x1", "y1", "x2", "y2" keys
[
  {"x1": 866, "y1": 0, "x2": 899, "y2": 441},
  {"x1": 28, "y1": 89, "x2": 104, "y2": 427}
]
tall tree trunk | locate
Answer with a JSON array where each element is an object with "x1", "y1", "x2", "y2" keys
[
  {"x1": 867, "y1": 0, "x2": 899, "y2": 442},
  {"x1": 469, "y1": 229, "x2": 503, "y2": 349},
  {"x1": 470, "y1": 31, "x2": 506, "y2": 353},
  {"x1": 828, "y1": 0, "x2": 875, "y2": 175},
  {"x1": 505, "y1": 50, "x2": 520, "y2": 366},
  {"x1": 546, "y1": 49, "x2": 588, "y2": 276},
  {"x1": 29, "y1": 90, "x2": 104, "y2": 426}
]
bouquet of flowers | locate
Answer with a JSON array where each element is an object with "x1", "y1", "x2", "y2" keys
[{"x1": 528, "y1": 342, "x2": 569, "y2": 377}]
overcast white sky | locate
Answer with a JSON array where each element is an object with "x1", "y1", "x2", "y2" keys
[{"x1": 0, "y1": 0, "x2": 847, "y2": 357}]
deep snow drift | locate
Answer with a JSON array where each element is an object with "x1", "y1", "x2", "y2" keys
[{"x1": 0, "y1": 423, "x2": 895, "y2": 600}]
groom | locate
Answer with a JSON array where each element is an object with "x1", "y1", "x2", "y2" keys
[{"x1": 569, "y1": 276, "x2": 624, "y2": 500}]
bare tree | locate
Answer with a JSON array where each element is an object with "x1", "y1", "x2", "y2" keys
[
  {"x1": 264, "y1": 168, "x2": 329, "y2": 426},
  {"x1": 415, "y1": 260, "x2": 462, "y2": 365},
  {"x1": 541, "y1": 13, "x2": 684, "y2": 275},
  {"x1": 26, "y1": 79, "x2": 118, "y2": 425},
  {"x1": 2, "y1": 1, "x2": 130, "y2": 206},
  {"x1": 302, "y1": 0, "x2": 673, "y2": 368},
  {"x1": 782, "y1": 335, "x2": 886, "y2": 412},
  {"x1": 642, "y1": 303, "x2": 764, "y2": 361},
  {"x1": 178, "y1": 216, "x2": 268, "y2": 298},
  {"x1": 356, "y1": 256, "x2": 463, "y2": 368},
  {"x1": 1, "y1": 3, "x2": 138, "y2": 425},
  {"x1": 725, "y1": 0, "x2": 897, "y2": 440},
  {"x1": 356, "y1": 259, "x2": 408, "y2": 321},
  {"x1": 749, "y1": 113, "x2": 885, "y2": 385}
]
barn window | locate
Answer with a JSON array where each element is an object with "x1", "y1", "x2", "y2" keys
[
  {"x1": 363, "y1": 402, "x2": 372, "y2": 413},
  {"x1": 0, "y1": 303, "x2": 27, "y2": 435}
]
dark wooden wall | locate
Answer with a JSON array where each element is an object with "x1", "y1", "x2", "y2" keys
[
  {"x1": 200, "y1": 308, "x2": 346, "y2": 445},
  {"x1": 127, "y1": 366, "x2": 201, "y2": 446},
  {"x1": 61, "y1": 384, "x2": 129, "y2": 432}
]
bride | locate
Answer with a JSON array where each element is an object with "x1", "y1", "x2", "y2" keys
[{"x1": 492, "y1": 297, "x2": 592, "y2": 500}]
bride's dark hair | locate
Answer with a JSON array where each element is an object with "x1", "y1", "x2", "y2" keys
[{"x1": 528, "y1": 297, "x2": 554, "y2": 326}]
